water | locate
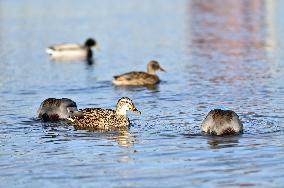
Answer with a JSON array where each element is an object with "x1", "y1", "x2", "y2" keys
[{"x1": 1, "y1": 0, "x2": 284, "y2": 187}]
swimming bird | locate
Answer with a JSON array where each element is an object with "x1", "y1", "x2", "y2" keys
[
  {"x1": 37, "y1": 98, "x2": 78, "y2": 121},
  {"x1": 112, "y1": 60, "x2": 165, "y2": 86},
  {"x1": 46, "y1": 38, "x2": 98, "y2": 61},
  {"x1": 68, "y1": 97, "x2": 141, "y2": 130},
  {"x1": 201, "y1": 109, "x2": 243, "y2": 136}
]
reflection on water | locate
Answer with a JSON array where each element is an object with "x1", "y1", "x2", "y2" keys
[
  {"x1": 206, "y1": 135, "x2": 240, "y2": 149},
  {"x1": 116, "y1": 130, "x2": 135, "y2": 148},
  {"x1": 190, "y1": 0, "x2": 268, "y2": 51},
  {"x1": 114, "y1": 84, "x2": 160, "y2": 92},
  {"x1": 40, "y1": 121, "x2": 135, "y2": 147},
  {"x1": 1, "y1": 0, "x2": 284, "y2": 187},
  {"x1": 48, "y1": 55, "x2": 95, "y2": 65},
  {"x1": 86, "y1": 58, "x2": 95, "y2": 66},
  {"x1": 188, "y1": 0, "x2": 278, "y2": 84}
]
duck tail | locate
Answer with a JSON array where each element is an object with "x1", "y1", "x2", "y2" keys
[{"x1": 45, "y1": 47, "x2": 54, "y2": 55}]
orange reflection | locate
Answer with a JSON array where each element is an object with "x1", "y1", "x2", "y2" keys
[{"x1": 188, "y1": 0, "x2": 277, "y2": 83}]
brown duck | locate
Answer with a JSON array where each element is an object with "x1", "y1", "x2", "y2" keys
[
  {"x1": 112, "y1": 60, "x2": 165, "y2": 86},
  {"x1": 68, "y1": 97, "x2": 141, "y2": 130},
  {"x1": 37, "y1": 98, "x2": 78, "y2": 121},
  {"x1": 201, "y1": 109, "x2": 243, "y2": 136}
]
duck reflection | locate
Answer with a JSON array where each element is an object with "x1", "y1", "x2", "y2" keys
[
  {"x1": 86, "y1": 58, "x2": 95, "y2": 66},
  {"x1": 49, "y1": 56, "x2": 95, "y2": 66},
  {"x1": 116, "y1": 130, "x2": 135, "y2": 148},
  {"x1": 206, "y1": 135, "x2": 240, "y2": 149},
  {"x1": 113, "y1": 84, "x2": 159, "y2": 92},
  {"x1": 74, "y1": 127, "x2": 135, "y2": 148},
  {"x1": 40, "y1": 121, "x2": 136, "y2": 148}
]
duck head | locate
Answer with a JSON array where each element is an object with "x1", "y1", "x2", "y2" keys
[
  {"x1": 116, "y1": 97, "x2": 141, "y2": 116},
  {"x1": 59, "y1": 98, "x2": 78, "y2": 118},
  {"x1": 84, "y1": 38, "x2": 97, "y2": 48},
  {"x1": 147, "y1": 60, "x2": 165, "y2": 75}
]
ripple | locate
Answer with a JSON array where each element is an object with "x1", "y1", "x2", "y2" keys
[{"x1": 1, "y1": 0, "x2": 284, "y2": 187}]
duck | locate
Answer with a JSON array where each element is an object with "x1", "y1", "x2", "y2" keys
[
  {"x1": 46, "y1": 38, "x2": 98, "y2": 61},
  {"x1": 112, "y1": 60, "x2": 165, "y2": 86},
  {"x1": 37, "y1": 98, "x2": 78, "y2": 122},
  {"x1": 201, "y1": 109, "x2": 243, "y2": 136},
  {"x1": 68, "y1": 97, "x2": 141, "y2": 130}
]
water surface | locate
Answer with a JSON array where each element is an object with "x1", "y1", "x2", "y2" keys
[{"x1": 1, "y1": 0, "x2": 284, "y2": 187}]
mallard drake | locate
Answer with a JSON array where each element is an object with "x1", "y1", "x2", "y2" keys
[
  {"x1": 201, "y1": 109, "x2": 243, "y2": 136},
  {"x1": 46, "y1": 38, "x2": 98, "y2": 61},
  {"x1": 37, "y1": 98, "x2": 78, "y2": 121},
  {"x1": 112, "y1": 60, "x2": 165, "y2": 86},
  {"x1": 68, "y1": 97, "x2": 141, "y2": 130}
]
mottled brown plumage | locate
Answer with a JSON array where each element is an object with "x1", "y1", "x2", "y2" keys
[
  {"x1": 114, "y1": 72, "x2": 160, "y2": 85},
  {"x1": 68, "y1": 97, "x2": 141, "y2": 131},
  {"x1": 112, "y1": 60, "x2": 165, "y2": 86},
  {"x1": 201, "y1": 109, "x2": 243, "y2": 136},
  {"x1": 211, "y1": 109, "x2": 234, "y2": 124},
  {"x1": 71, "y1": 108, "x2": 129, "y2": 130}
]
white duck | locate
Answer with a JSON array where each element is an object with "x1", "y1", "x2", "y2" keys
[{"x1": 46, "y1": 38, "x2": 98, "y2": 61}]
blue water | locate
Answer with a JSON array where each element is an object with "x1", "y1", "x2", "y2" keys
[{"x1": 1, "y1": 0, "x2": 284, "y2": 187}]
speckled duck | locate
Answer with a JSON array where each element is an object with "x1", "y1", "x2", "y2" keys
[
  {"x1": 201, "y1": 109, "x2": 243, "y2": 136},
  {"x1": 68, "y1": 97, "x2": 141, "y2": 130},
  {"x1": 112, "y1": 60, "x2": 165, "y2": 86}
]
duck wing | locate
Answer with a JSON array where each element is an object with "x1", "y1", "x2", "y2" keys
[
  {"x1": 69, "y1": 108, "x2": 117, "y2": 129},
  {"x1": 113, "y1": 72, "x2": 149, "y2": 80},
  {"x1": 48, "y1": 43, "x2": 83, "y2": 51},
  {"x1": 70, "y1": 108, "x2": 114, "y2": 121},
  {"x1": 113, "y1": 71, "x2": 159, "y2": 85}
]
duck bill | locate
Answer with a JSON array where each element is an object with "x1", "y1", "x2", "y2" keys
[
  {"x1": 94, "y1": 45, "x2": 101, "y2": 51},
  {"x1": 132, "y1": 108, "x2": 141, "y2": 115},
  {"x1": 159, "y1": 67, "x2": 166, "y2": 72}
]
